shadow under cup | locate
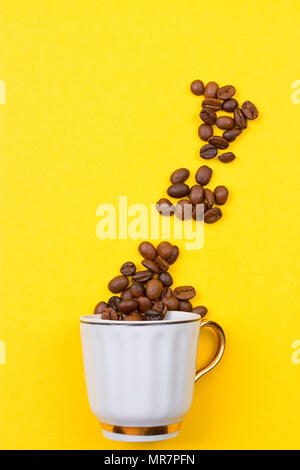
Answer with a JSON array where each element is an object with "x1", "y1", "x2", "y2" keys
[{"x1": 80, "y1": 311, "x2": 225, "y2": 442}]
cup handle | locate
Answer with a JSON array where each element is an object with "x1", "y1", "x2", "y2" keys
[{"x1": 195, "y1": 320, "x2": 226, "y2": 383}]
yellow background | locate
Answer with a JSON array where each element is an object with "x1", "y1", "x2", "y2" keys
[{"x1": 0, "y1": 0, "x2": 300, "y2": 450}]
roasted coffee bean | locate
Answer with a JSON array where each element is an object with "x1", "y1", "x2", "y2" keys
[
  {"x1": 234, "y1": 108, "x2": 247, "y2": 129},
  {"x1": 166, "y1": 245, "x2": 179, "y2": 265},
  {"x1": 216, "y1": 116, "x2": 234, "y2": 130},
  {"x1": 132, "y1": 270, "x2": 153, "y2": 283},
  {"x1": 152, "y1": 301, "x2": 167, "y2": 316},
  {"x1": 158, "y1": 272, "x2": 173, "y2": 287},
  {"x1": 125, "y1": 313, "x2": 143, "y2": 321},
  {"x1": 161, "y1": 287, "x2": 173, "y2": 298},
  {"x1": 192, "y1": 306, "x2": 208, "y2": 317},
  {"x1": 102, "y1": 307, "x2": 119, "y2": 320},
  {"x1": 201, "y1": 98, "x2": 222, "y2": 111},
  {"x1": 146, "y1": 279, "x2": 163, "y2": 300},
  {"x1": 217, "y1": 85, "x2": 236, "y2": 100},
  {"x1": 189, "y1": 185, "x2": 204, "y2": 205},
  {"x1": 204, "y1": 207, "x2": 222, "y2": 223},
  {"x1": 141, "y1": 259, "x2": 160, "y2": 273},
  {"x1": 192, "y1": 204, "x2": 205, "y2": 221},
  {"x1": 121, "y1": 288, "x2": 133, "y2": 299},
  {"x1": 137, "y1": 296, "x2": 152, "y2": 312},
  {"x1": 130, "y1": 282, "x2": 146, "y2": 297},
  {"x1": 145, "y1": 310, "x2": 163, "y2": 321},
  {"x1": 179, "y1": 300, "x2": 193, "y2": 312},
  {"x1": 156, "y1": 198, "x2": 174, "y2": 216},
  {"x1": 222, "y1": 98, "x2": 238, "y2": 112},
  {"x1": 204, "y1": 81, "x2": 218, "y2": 98},
  {"x1": 175, "y1": 199, "x2": 193, "y2": 220},
  {"x1": 162, "y1": 296, "x2": 179, "y2": 310},
  {"x1": 214, "y1": 185, "x2": 229, "y2": 205},
  {"x1": 108, "y1": 275, "x2": 129, "y2": 293},
  {"x1": 120, "y1": 261, "x2": 136, "y2": 276},
  {"x1": 174, "y1": 286, "x2": 196, "y2": 300},
  {"x1": 223, "y1": 128, "x2": 241, "y2": 142},
  {"x1": 155, "y1": 257, "x2": 169, "y2": 272},
  {"x1": 157, "y1": 241, "x2": 174, "y2": 259},
  {"x1": 198, "y1": 124, "x2": 213, "y2": 141},
  {"x1": 167, "y1": 183, "x2": 190, "y2": 198},
  {"x1": 218, "y1": 152, "x2": 236, "y2": 163},
  {"x1": 138, "y1": 241, "x2": 157, "y2": 260},
  {"x1": 108, "y1": 296, "x2": 121, "y2": 310},
  {"x1": 190, "y1": 79, "x2": 204, "y2": 95},
  {"x1": 208, "y1": 136, "x2": 229, "y2": 149},
  {"x1": 170, "y1": 168, "x2": 190, "y2": 184},
  {"x1": 118, "y1": 299, "x2": 139, "y2": 313},
  {"x1": 200, "y1": 144, "x2": 218, "y2": 159},
  {"x1": 195, "y1": 165, "x2": 213, "y2": 186},
  {"x1": 200, "y1": 107, "x2": 217, "y2": 125},
  {"x1": 242, "y1": 100, "x2": 258, "y2": 120},
  {"x1": 204, "y1": 188, "x2": 215, "y2": 208},
  {"x1": 94, "y1": 301, "x2": 107, "y2": 314}
]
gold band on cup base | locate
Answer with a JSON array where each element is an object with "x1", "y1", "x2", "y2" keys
[{"x1": 101, "y1": 422, "x2": 181, "y2": 436}]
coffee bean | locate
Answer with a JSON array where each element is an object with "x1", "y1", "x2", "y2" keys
[
  {"x1": 130, "y1": 282, "x2": 146, "y2": 297},
  {"x1": 156, "y1": 198, "x2": 174, "y2": 216},
  {"x1": 152, "y1": 301, "x2": 167, "y2": 316},
  {"x1": 161, "y1": 287, "x2": 173, "y2": 298},
  {"x1": 223, "y1": 128, "x2": 241, "y2": 142},
  {"x1": 121, "y1": 288, "x2": 133, "y2": 299},
  {"x1": 222, "y1": 98, "x2": 238, "y2": 112},
  {"x1": 138, "y1": 241, "x2": 157, "y2": 260},
  {"x1": 204, "y1": 207, "x2": 222, "y2": 223},
  {"x1": 157, "y1": 241, "x2": 174, "y2": 259},
  {"x1": 132, "y1": 271, "x2": 153, "y2": 283},
  {"x1": 155, "y1": 257, "x2": 169, "y2": 272},
  {"x1": 141, "y1": 259, "x2": 160, "y2": 273},
  {"x1": 94, "y1": 301, "x2": 107, "y2": 314},
  {"x1": 208, "y1": 136, "x2": 229, "y2": 149},
  {"x1": 217, "y1": 85, "x2": 236, "y2": 100},
  {"x1": 204, "y1": 81, "x2": 218, "y2": 98},
  {"x1": 108, "y1": 275, "x2": 129, "y2": 293},
  {"x1": 214, "y1": 185, "x2": 229, "y2": 205},
  {"x1": 170, "y1": 168, "x2": 190, "y2": 184},
  {"x1": 167, "y1": 183, "x2": 190, "y2": 198},
  {"x1": 158, "y1": 272, "x2": 173, "y2": 287},
  {"x1": 200, "y1": 144, "x2": 218, "y2": 159},
  {"x1": 204, "y1": 188, "x2": 215, "y2": 208},
  {"x1": 102, "y1": 307, "x2": 120, "y2": 320},
  {"x1": 166, "y1": 245, "x2": 179, "y2": 265},
  {"x1": 242, "y1": 100, "x2": 258, "y2": 120},
  {"x1": 146, "y1": 279, "x2": 163, "y2": 300},
  {"x1": 192, "y1": 306, "x2": 208, "y2": 317},
  {"x1": 120, "y1": 261, "x2": 136, "y2": 276},
  {"x1": 218, "y1": 152, "x2": 236, "y2": 163},
  {"x1": 108, "y1": 296, "x2": 121, "y2": 310},
  {"x1": 198, "y1": 124, "x2": 213, "y2": 141},
  {"x1": 216, "y1": 116, "x2": 234, "y2": 130},
  {"x1": 190, "y1": 79, "x2": 204, "y2": 95},
  {"x1": 137, "y1": 296, "x2": 152, "y2": 312},
  {"x1": 179, "y1": 300, "x2": 193, "y2": 312},
  {"x1": 118, "y1": 299, "x2": 139, "y2": 313},
  {"x1": 125, "y1": 313, "x2": 143, "y2": 321},
  {"x1": 145, "y1": 310, "x2": 163, "y2": 321},
  {"x1": 174, "y1": 286, "x2": 196, "y2": 300},
  {"x1": 195, "y1": 165, "x2": 213, "y2": 185},
  {"x1": 234, "y1": 108, "x2": 247, "y2": 129},
  {"x1": 201, "y1": 98, "x2": 222, "y2": 111},
  {"x1": 162, "y1": 296, "x2": 179, "y2": 310},
  {"x1": 200, "y1": 107, "x2": 217, "y2": 125},
  {"x1": 175, "y1": 199, "x2": 193, "y2": 220},
  {"x1": 192, "y1": 204, "x2": 205, "y2": 221},
  {"x1": 189, "y1": 185, "x2": 204, "y2": 204}
]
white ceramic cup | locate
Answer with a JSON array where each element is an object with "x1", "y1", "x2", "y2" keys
[{"x1": 80, "y1": 311, "x2": 225, "y2": 442}]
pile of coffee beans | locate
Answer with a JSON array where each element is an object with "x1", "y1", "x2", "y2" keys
[
  {"x1": 93, "y1": 241, "x2": 208, "y2": 321},
  {"x1": 190, "y1": 80, "x2": 258, "y2": 162},
  {"x1": 156, "y1": 165, "x2": 228, "y2": 223}
]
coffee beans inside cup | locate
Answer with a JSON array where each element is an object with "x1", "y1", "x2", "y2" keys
[
  {"x1": 191, "y1": 79, "x2": 258, "y2": 162},
  {"x1": 93, "y1": 241, "x2": 208, "y2": 321}
]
